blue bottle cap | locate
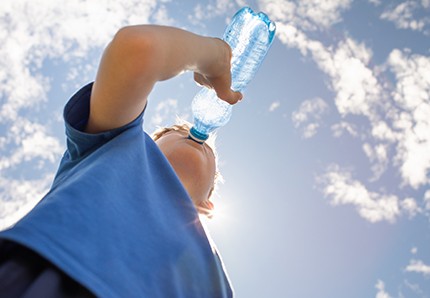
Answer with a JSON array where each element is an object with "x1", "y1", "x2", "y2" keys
[{"x1": 188, "y1": 127, "x2": 209, "y2": 144}]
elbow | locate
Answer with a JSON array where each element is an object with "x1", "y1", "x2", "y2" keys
[
  {"x1": 110, "y1": 26, "x2": 158, "y2": 78},
  {"x1": 113, "y1": 26, "x2": 155, "y2": 50}
]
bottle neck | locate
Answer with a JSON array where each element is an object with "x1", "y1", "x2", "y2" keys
[{"x1": 188, "y1": 127, "x2": 209, "y2": 144}]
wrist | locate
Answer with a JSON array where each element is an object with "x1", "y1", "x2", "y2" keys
[{"x1": 196, "y1": 37, "x2": 231, "y2": 78}]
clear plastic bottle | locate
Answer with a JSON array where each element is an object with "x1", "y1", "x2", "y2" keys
[{"x1": 189, "y1": 7, "x2": 276, "y2": 143}]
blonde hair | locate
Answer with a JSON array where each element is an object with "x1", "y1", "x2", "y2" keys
[{"x1": 151, "y1": 121, "x2": 223, "y2": 199}]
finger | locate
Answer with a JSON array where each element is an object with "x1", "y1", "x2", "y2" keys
[
  {"x1": 210, "y1": 75, "x2": 243, "y2": 104},
  {"x1": 195, "y1": 73, "x2": 243, "y2": 104},
  {"x1": 194, "y1": 73, "x2": 213, "y2": 89},
  {"x1": 230, "y1": 90, "x2": 243, "y2": 104}
]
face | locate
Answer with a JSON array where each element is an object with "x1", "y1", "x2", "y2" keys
[{"x1": 155, "y1": 129, "x2": 216, "y2": 216}]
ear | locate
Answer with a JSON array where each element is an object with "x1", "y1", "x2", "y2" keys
[
  {"x1": 197, "y1": 200, "x2": 215, "y2": 218},
  {"x1": 202, "y1": 200, "x2": 214, "y2": 211}
]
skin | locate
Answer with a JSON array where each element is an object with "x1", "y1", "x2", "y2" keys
[
  {"x1": 155, "y1": 129, "x2": 216, "y2": 216},
  {"x1": 85, "y1": 25, "x2": 242, "y2": 215}
]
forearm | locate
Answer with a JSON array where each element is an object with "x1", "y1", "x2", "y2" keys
[{"x1": 121, "y1": 25, "x2": 227, "y2": 81}]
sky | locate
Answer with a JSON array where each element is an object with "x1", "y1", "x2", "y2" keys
[{"x1": 0, "y1": 0, "x2": 429, "y2": 297}]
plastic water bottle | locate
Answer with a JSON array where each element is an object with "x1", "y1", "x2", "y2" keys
[{"x1": 188, "y1": 7, "x2": 276, "y2": 143}]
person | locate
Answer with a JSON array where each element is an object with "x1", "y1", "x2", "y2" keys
[{"x1": 0, "y1": 25, "x2": 242, "y2": 298}]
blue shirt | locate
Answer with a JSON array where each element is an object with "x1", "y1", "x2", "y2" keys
[{"x1": 0, "y1": 83, "x2": 233, "y2": 298}]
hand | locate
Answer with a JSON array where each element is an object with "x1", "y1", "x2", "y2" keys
[{"x1": 194, "y1": 38, "x2": 243, "y2": 105}]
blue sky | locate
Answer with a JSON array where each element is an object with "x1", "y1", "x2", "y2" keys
[{"x1": 1, "y1": 0, "x2": 430, "y2": 297}]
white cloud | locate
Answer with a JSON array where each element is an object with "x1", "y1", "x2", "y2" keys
[
  {"x1": 0, "y1": 175, "x2": 53, "y2": 231},
  {"x1": 387, "y1": 49, "x2": 430, "y2": 189},
  {"x1": 319, "y1": 166, "x2": 402, "y2": 223},
  {"x1": 190, "y1": 0, "x2": 237, "y2": 24},
  {"x1": 402, "y1": 279, "x2": 426, "y2": 297},
  {"x1": 258, "y1": 0, "x2": 296, "y2": 26},
  {"x1": 292, "y1": 98, "x2": 328, "y2": 124},
  {"x1": 0, "y1": 120, "x2": 63, "y2": 171},
  {"x1": 269, "y1": 101, "x2": 281, "y2": 112},
  {"x1": 375, "y1": 280, "x2": 392, "y2": 298},
  {"x1": 331, "y1": 39, "x2": 381, "y2": 118},
  {"x1": 297, "y1": 0, "x2": 352, "y2": 30},
  {"x1": 363, "y1": 143, "x2": 389, "y2": 180},
  {"x1": 152, "y1": 4, "x2": 175, "y2": 25},
  {"x1": 424, "y1": 190, "x2": 430, "y2": 210},
  {"x1": 258, "y1": 0, "x2": 353, "y2": 31},
  {"x1": 331, "y1": 121, "x2": 358, "y2": 138},
  {"x1": 380, "y1": 1, "x2": 430, "y2": 34},
  {"x1": 368, "y1": 0, "x2": 382, "y2": 6},
  {"x1": 401, "y1": 197, "x2": 421, "y2": 218},
  {"x1": 302, "y1": 123, "x2": 319, "y2": 139},
  {"x1": 319, "y1": 166, "x2": 423, "y2": 222},
  {"x1": 411, "y1": 247, "x2": 418, "y2": 254},
  {"x1": 292, "y1": 97, "x2": 329, "y2": 138},
  {"x1": 405, "y1": 259, "x2": 430, "y2": 276},
  {"x1": 370, "y1": 120, "x2": 398, "y2": 143},
  {"x1": 150, "y1": 98, "x2": 181, "y2": 128}
]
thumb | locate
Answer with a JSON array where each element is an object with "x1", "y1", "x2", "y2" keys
[
  {"x1": 216, "y1": 88, "x2": 243, "y2": 105},
  {"x1": 230, "y1": 90, "x2": 243, "y2": 104}
]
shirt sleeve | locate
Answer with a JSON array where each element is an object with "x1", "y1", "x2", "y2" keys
[{"x1": 63, "y1": 82, "x2": 145, "y2": 160}]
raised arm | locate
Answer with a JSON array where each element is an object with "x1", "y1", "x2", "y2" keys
[{"x1": 85, "y1": 25, "x2": 242, "y2": 133}]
